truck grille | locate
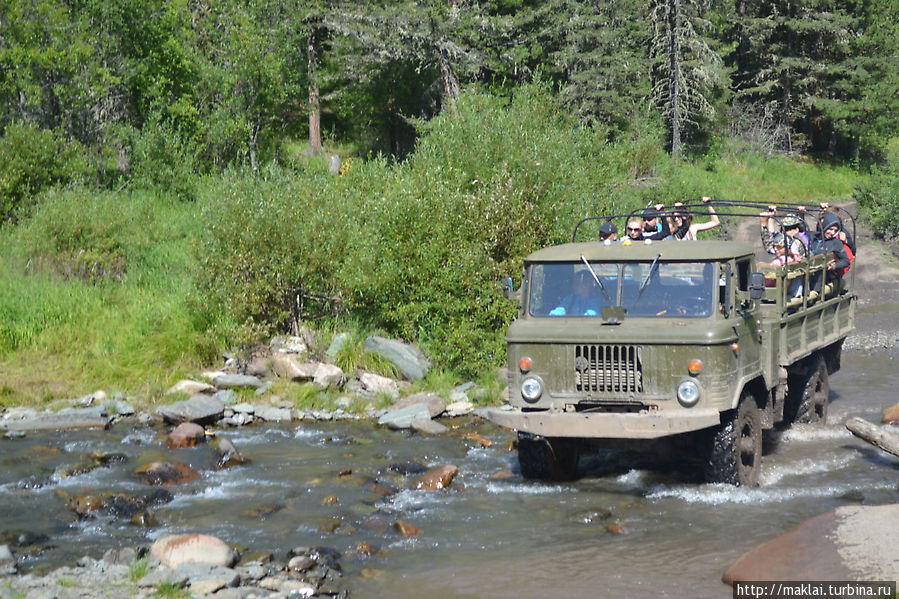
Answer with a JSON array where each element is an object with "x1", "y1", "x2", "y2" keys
[{"x1": 574, "y1": 345, "x2": 643, "y2": 393}]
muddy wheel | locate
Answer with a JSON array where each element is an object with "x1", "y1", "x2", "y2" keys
[
  {"x1": 517, "y1": 433, "x2": 580, "y2": 481},
  {"x1": 705, "y1": 392, "x2": 762, "y2": 487},
  {"x1": 787, "y1": 356, "x2": 829, "y2": 425}
]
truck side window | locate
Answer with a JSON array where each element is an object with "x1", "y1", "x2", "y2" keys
[{"x1": 737, "y1": 259, "x2": 750, "y2": 291}]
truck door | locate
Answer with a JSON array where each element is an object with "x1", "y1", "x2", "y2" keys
[{"x1": 731, "y1": 259, "x2": 762, "y2": 383}]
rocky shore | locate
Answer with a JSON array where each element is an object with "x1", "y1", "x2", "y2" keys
[{"x1": 0, "y1": 332, "x2": 487, "y2": 598}]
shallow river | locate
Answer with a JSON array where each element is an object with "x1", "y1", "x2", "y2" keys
[{"x1": 2, "y1": 353, "x2": 897, "y2": 598}]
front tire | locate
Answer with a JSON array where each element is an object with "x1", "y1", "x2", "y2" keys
[
  {"x1": 517, "y1": 433, "x2": 580, "y2": 481},
  {"x1": 705, "y1": 392, "x2": 763, "y2": 487},
  {"x1": 787, "y1": 356, "x2": 829, "y2": 425}
]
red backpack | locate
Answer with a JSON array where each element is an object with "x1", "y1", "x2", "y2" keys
[{"x1": 834, "y1": 242, "x2": 854, "y2": 277}]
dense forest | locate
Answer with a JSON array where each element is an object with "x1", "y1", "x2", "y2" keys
[{"x1": 1, "y1": 0, "x2": 897, "y2": 401}]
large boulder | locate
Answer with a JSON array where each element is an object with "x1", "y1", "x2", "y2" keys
[
  {"x1": 360, "y1": 372, "x2": 399, "y2": 395},
  {"x1": 363, "y1": 335, "x2": 431, "y2": 381},
  {"x1": 723, "y1": 504, "x2": 899, "y2": 584},
  {"x1": 271, "y1": 354, "x2": 318, "y2": 381},
  {"x1": 150, "y1": 534, "x2": 238, "y2": 568},
  {"x1": 313, "y1": 363, "x2": 345, "y2": 389},
  {"x1": 157, "y1": 395, "x2": 224, "y2": 425}
]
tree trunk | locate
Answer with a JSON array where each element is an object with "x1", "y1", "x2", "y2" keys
[
  {"x1": 439, "y1": 47, "x2": 460, "y2": 117},
  {"x1": 307, "y1": 28, "x2": 322, "y2": 156},
  {"x1": 668, "y1": 0, "x2": 682, "y2": 157},
  {"x1": 846, "y1": 417, "x2": 899, "y2": 459}
]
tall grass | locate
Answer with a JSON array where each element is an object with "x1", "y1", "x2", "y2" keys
[{"x1": 0, "y1": 188, "x2": 224, "y2": 405}]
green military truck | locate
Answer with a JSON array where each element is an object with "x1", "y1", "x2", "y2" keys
[{"x1": 487, "y1": 207, "x2": 855, "y2": 486}]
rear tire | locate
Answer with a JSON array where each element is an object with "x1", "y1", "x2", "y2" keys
[
  {"x1": 517, "y1": 433, "x2": 580, "y2": 481},
  {"x1": 787, "y1": 356, "x2": 829, "y2": 425},
  {"x1": 705, "y1": 392, "x2": 762, "y2": 487}
]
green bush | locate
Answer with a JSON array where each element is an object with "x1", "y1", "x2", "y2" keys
[
  {"x1": 0, "y1": 121, "x2": 86, "y2": 222},
  {"x1": 854, "y1": 138, "x2": 899, "y2": 239},
  {"x1": 129, "y1": 118, "x2": 199, "y2": 201},
  {"x1": 195, "y1": 83, "x2": 656, "y2": 376}
]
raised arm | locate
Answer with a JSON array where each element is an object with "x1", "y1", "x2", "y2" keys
[{"x1": 690, "y1": 198, "x2": 720, "y2": 235}]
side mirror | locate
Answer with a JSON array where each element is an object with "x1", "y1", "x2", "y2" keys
[
  {"x1": 749, "y1": 272, "x2": 766, "y2": 301},
  {"x1": 501, "y1": 276, "x2": 514, "y2": 299}
]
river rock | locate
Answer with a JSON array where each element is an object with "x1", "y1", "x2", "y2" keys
[
  {"x1": 103, "y1": 547, "x2": 138, "y2": 566},
  {"x1": 411, "y1": 417, "x2": 449, "y2": 435},
  {"x1": 363, "y1": 335, "x2": 431, "y2": 380},
  {"x1": 134, "y1": 461, "x2": 200, "y2": 486},
  {"x1": 411, "y1": 464, "x2": 459, "y2": 490},
  {"x1": 313, "y1": 363, "x2": 345, "y2": 388},
  {"x1": 0, "y1": 408, "x2": 110, "y2": 432},
  {"x1": 165, "y1": 422, "x2": 206, "y2": 449},
  {"x1": 212, "y1": 374, "x2": 264, "y2": 389},
  {"x1": 360, "y1": 372, "x2": 399, "y2": 395},
  {"x1": 271, "y1": 353, "x2": 318, "y2": 381},
  {"x1": 157, "y1": 394, "x2": 224, "y2": 425},
  {"x1": 378, "y1": 403, "x2": 431, "y2": 430},
  {"x1": 271, "y1": 335, "x2": 309, "y2": 355},
  {"x1": 138, "y1": 564, "x2": 190, "y2": 588},
  {"x1": 392, "y1": 393, "x2": 446, "y2": 418},
  {"x1": 393, "y1": 521, "x2": 419, "y2": 538},
  {"x1": 325, "y1": 332, "x2": 351, "y2": 363},
  {"x1": 166, "y1": 379, "x2": 215, "y2": 396},
  {"x1": 213, "y1": 388, "x2": 239, "y2": 405},
  {"x1": 151, "y1": 533, "x2": 238, "y2": 568},
  {"x1": 883, "y1": 403, "x2": 899, "y2": 425},
  {"x1": 0, "y1": 544, "x2": 16, "y2": 575},
  {"x1": 445, "y1": 399, "x2": 474, "y2": 417},
  {"x1": 723, "y1": 503, "x2": 899, "y2": 584},
  {"x1": 255, "y1": 405, "x2": 292, "y2": 422},
  {"x1": 215, "y1": 436, "x2": 246, "y2": 468},
  {"x1": 175, "y1": 562, "x2": 240, "y2": 593}
]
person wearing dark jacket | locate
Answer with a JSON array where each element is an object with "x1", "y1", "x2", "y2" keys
[{"x1": 809, "y1": 212, "x2": 853, "y2": 278}]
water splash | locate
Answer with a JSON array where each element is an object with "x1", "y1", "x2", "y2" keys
[{"x1": 776, "y1": 425, "x2": 853, "y2": 444}]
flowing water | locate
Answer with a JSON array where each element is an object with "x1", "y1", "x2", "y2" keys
[{"x1": 2, "y1": 353, "x2": 897, "y2": 598}]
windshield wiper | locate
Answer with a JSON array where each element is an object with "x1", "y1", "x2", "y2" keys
[
  {"x1": 630, "y1": 253, "x2": 662, "y2": 309},
  {"x1": 580, "y1": 254, "x2": 612, "y2": 302}
]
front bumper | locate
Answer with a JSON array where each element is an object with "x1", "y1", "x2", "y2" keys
[{"x1": 486, "y1": 407, "x2": 721, "y2": 439}]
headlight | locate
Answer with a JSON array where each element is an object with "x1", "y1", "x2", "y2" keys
[
  {"x1": 521, "y1": 376, "x2": 544, "y2": 403},
  {"x1": 677, "y1": 379, "x2": 701, "y2": 407}
]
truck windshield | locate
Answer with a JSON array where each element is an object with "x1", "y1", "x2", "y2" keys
[{"x1": 527, "y1": 261, "x2": 715, "y2": 318}]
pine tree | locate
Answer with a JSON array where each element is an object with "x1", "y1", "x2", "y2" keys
[{"x1": 649, "y1": 0, "x2": 724, "y2": 155}]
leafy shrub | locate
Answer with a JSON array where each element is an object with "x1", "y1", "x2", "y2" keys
[
  {"x1": 0, "y1": 121, "x2": 86, "y2": 222},
  {"x1": 195, "y1": 83, "x2": 660, "y2": 377},
  {"x1": 129, "y1": 118, "x2": 199, "y2": 201}
]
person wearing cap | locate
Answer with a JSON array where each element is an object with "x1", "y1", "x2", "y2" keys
[
  {"x1": 641, "y1": 204, "x2": 670, "y2": 240},
  {"x1": 599, "y1": 221, "x2": 618, "y2": 243},
  {"x1": 768, "y1": 233, "x2": 803, "y2": 297},
  {"x1": 760, "y1": 206, "x2": 809, "y2": 258}
]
